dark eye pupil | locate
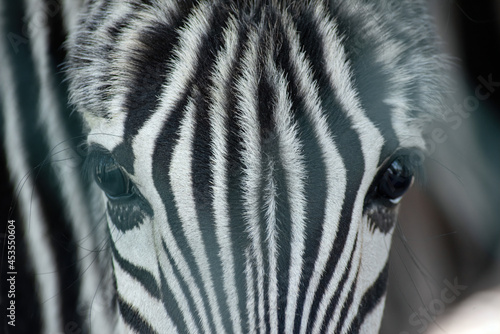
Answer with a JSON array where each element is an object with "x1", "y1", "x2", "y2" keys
[
  {"x1": 378, "y1": 158, "x2": 413, "y2": 203},
  {"x1": 94, "y1": 158, "x2": 131, "y2": 199}
]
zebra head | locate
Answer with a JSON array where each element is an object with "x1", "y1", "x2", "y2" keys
[{"x1": 68, "y1": 0, "x2": 443, "y2": 333}]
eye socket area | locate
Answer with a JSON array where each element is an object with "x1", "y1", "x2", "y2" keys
[
  {"x1": 93, "y1": 154, "x2": 135, "y2": 200},
  {"x1": 372, "y1": 155, "x2": 415, "y2": 206},
  {"x1": 82, "y1": 145, "x2": 153, "y2": 231}
]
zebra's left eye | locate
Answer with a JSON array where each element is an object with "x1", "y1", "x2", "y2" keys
[
  {"x1": 94, "y1": 156, "x2": 134, "y2": 200},
  {"x1": 376, "y1": 157, "x2": 413, "y2": 205}
]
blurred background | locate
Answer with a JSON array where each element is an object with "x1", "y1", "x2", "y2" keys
[{"x1": 381, "y1": 0, "x2": 500, "y2": 333}]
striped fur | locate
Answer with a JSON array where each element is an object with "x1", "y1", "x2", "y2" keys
[{"x1": 1, "y1": 0, "x2": 444, "y2": 333}]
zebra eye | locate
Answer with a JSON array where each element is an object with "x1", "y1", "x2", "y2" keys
[
  {"x1": 377, "y1": 157, "x2": 413, "y2": 205},
  {"x1": 94, "y1": 157, "x2": 133, "y2": 199}
]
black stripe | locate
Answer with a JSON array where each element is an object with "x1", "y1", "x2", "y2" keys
[
  {"x1": 319, "y1": 234, "x2": 358, "y2": 333},
  {"x1": 331, "y1": 5, "x2": 400, "y2": 164},
  {"x1": 335, "y1": 272, "x2": 358, "y2": 333},
  {"x1": 189, "y1": 5, "x2": 233, "y2": 332},
  {"x1": 153, "y1": 93, "x2": 220, "y2": 331},
  {"x1": 1, "y1": 134, "x2": 41, "y2": 332},
  {"x1": 152, "y1": 4, "x2": 230, "y2": 332},
  {"x1": 255, "y1": 22, "x2": 300, "y2": 332},
  {"x1": 159, "y1": 239, "x2": 196, "y2": 334},
  {"x1": 94, "y1": 13, "x2": 137, "y2": 120},
  {"x1": 42, "y1": 0, "x2": 89, "y2": 324},
  {"x1": 224, "y1": 21, "x2": 252, "y2": 333},
  {"x1": 2, "y1": 0, "x2": 85, "y2": 331},
  {"x1": 347, "y1": 261, "x2": 389, "y2": 334},
  {"x1": 106, "y1": 200, "x2": 152, "y2": 232},
  {"x1": 120, "y1": 20, "x2": 180, "y2": 137},
  {"x1": 117, "y1": 294, "x2": 158, "y2": 334},
  {"x1": 41, "y1": 5, "x2": 91, "y2": 328},
  {"x1": 191, "y1": 92, "x2": 232, "y2": 330},
  {"x1": 1, "y1": 1, "x2": 43, "y2": 332},
  {"x1": 256, "y1": 60, "x2": 276, "y2": 334},
  {"x1": 267, "y1": 15, "x2": 329, "y2": 334},
  {"x1": 110, "y1": 235, "x2": 161, "y2": 298},
  {"x1": 113, "y1": 5, "x2": 194, "y2": 174},
  {"x1": 107, "y1": 16, "x2": 132, "y2": 39},
  {"x1": 295, "y1": 11, "x2": 366, "y2": 329},
  {"x1": 85, "y1": 0, "x2": 112, "y2": 33},
  {"x1": 45, "y1": 0, "x2": 67, "y2": 72},
  {"x1": 252, "y1": 262, "x2": 260, "y2": 331}
]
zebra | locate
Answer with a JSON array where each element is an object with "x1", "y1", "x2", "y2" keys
[{"x1": 0, "y1": 0, "x2": 445, "y2": 333}]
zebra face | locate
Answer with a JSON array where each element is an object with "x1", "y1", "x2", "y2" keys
[{"x1": 69, "y1": 1, "x2": 442, "y2": 333}]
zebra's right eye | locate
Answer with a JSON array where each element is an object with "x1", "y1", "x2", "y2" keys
[
  {"x1": 94, "y1": 156, "x2": 134, "y2": 200},
  {"x1": 376, "y1": 156, "x2": 414, "y2": 205}
]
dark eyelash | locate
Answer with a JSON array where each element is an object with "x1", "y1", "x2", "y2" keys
[
  {"x1": 375, "y1": 148, "x2": 426, "y2": 188},
  {"x1": 81, "y1": 144, "x2": 114, "y2": 183},
  {"x1": 400, "y1": 149, "x2": 427, "y2": 186}
]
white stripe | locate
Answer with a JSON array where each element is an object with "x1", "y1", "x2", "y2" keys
[
  {"x1": 152, "y1": 239, "x2": 202, "y2": 334},
  {"x1": 107, "y1": 213, "x2": 160, "y2": 293},
  {"x1": 276, "y1": 14, "x2": 348, "y2": 334},
  {"x1": 78, "y1": 2, "x2": 134, "y2": 143},
  {"x1": 209, "y1": 16, "x2": 243, "y2": 334},
  {"x1": 170, "y1": 97, "x2": 225, "y2": 333},
  {"x1": 352, "y1": 294, "x2": 386, "y2": 334},
  {"x1": 108, "y1": 1, "x2": 156, "y2": 116},
  {"x1": 340, "y1": 219, "x2": 394, "y2": 333},
  {"x1": 108, "y1": 212, "x2": 201, "y2": 334},
  {"x1": 0, "y1": 4, "x2": 61, "y2": 333},
  {"x1": 128, "y1": 3, "x2": 216, "y2": 333},
  {"x1": 127, "y1": 2, "x2": 213, "y2": 150},
  {"x1": 312, "y1": 237, "x2": 360, "y2": 334},
  {"x1": 263, "y1": 159, "x2": 279, "y2": 334},
  {"x1": 61, "y1": 0, "x2": 84, "y2": 36},
  {"x1": 308, "y1": 6, "x2": 385, "y2": 332},
  {"x1": 236, "y1": 29, "x2": 266, "y2": 334},
  {"x1": 1, "y1": 85, "x2": 62, "y2": 334},
  {"x1": 152, "y1": 207, "x2": 211, "y2": 333},
  {"x1": 267, "y1": 61, "x2": 309, "y2": 334},
  {"x1": 244, "y1": 249, "x2": 257, "y2": 334},
  {"x1": 154, "y1": 254, "x2": 200, "y2": 334},
  {"x1": 24, "y1": 1, "x2": 113, "y2": 331},
  {"x1": 113, "y1": 254, "x2": 179, "y2": 333},
  {"x1": 334, "y1": 1, "x2": 427, "y2": 150}
]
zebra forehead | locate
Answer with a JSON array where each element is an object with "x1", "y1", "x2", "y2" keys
[
  {"x1": 68, "y1": 0, "x2": 442, "y2": 153},
  {"x1": 68, "y1": 1, "x2": 325, "y2": 112}
]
